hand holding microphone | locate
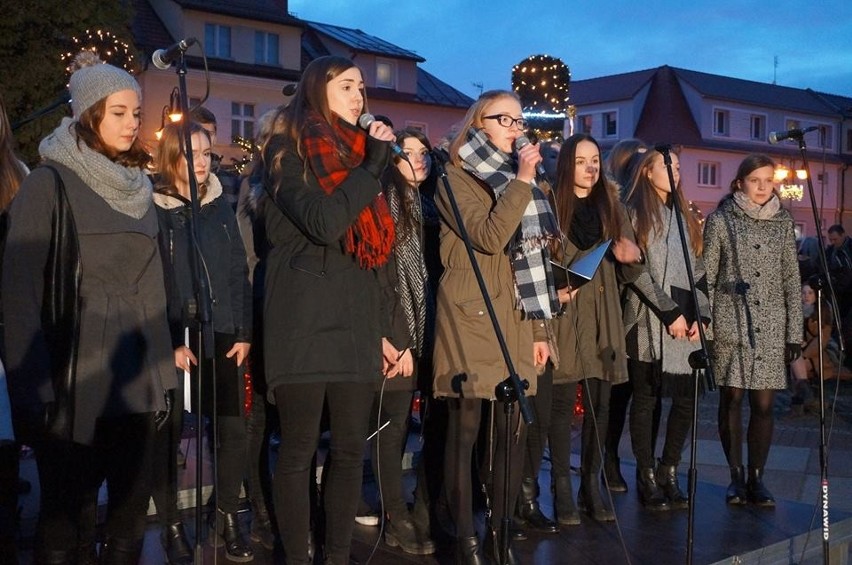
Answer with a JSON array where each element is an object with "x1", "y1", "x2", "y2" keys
[
  {"x1": 358, "y1": 114, "x2": 409, "y2": 161},
  {"x1": 514, "y1": 135, "x2": 545, "y2": 184}
]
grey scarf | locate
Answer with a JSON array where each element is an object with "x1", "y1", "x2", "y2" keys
[
  {"x1": 39, "y1": 117, "x2": 152, "y2": 219},
  {"x1": 733, "y1": 191, "x2": 781, "y2": 220}
]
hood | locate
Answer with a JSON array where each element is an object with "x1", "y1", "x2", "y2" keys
[{"x1": 154, "y1": 172, "x2": 224, "y2": 209}]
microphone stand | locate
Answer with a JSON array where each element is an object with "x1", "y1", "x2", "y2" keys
[
  {"x1": 793, "y1": 133, "x2": 843, "y2": 565},
  {"x1": 655, "y1": 145, "x2": 716, "y2": 565},
  {"x1": 11, "y1": 90, "x2": 70, "y2": 131},
  {"x1": 432, "y1": 152, "x2": 533, "y2": 565},
  {"x1": 171, "y1": 51, "x2": 216, "y2": 564}
]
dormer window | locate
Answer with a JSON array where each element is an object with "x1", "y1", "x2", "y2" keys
[
  {"x1": 255, "y1": 31, "x2": 279, "y2": 65},
  {"x1": 376, "y1": 59, "x2": 396, "y2": 89},
  {"x1": 205, "y1": 23, "x2": 231, "y2": 59}
]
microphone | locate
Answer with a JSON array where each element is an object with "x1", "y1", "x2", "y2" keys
[
  {"x1": 357, "y1": 113, "x2": 408, "y2": 161},
  {"x1": 654, "y1": 143, "x2": 672, "y2": 153},
  {"x1": 282, "y1": 83, "x2": 297, "y2": 96},
  {"x1": 768, "y1": 126, "x2": 820, "y2": 144},
  {"x1": 152, "y1": 38, "x2": 197, "y2": 70},
  {"x1": 514, "y1": 136, "x2": 546, "y2": 178}
]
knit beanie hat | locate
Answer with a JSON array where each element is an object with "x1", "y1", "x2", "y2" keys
[{"x1": 68, "y1": 51, "x2": 142, "y2": 118}]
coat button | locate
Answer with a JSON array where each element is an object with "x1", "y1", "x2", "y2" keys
[
  {"x1": 599, "y1": 285, "x2": 605, "y2": 293},
  {"x1": 755, "y1": 327, "x2": 761, "y2": 333},
  {"x1": 754, "y1": 272, "x2": 760, "y2": 277},
  {"x1": 478, "y1": 310, "x2": 484, "y2": 316},
  {"x1": 756, "y1": 355, "x2": 762, "y2": 361},
  {"x1": 754, "y1": 300, "x2": 761, "y2": 306},
  {"x1": 754, "y1": 244, "x2": 761, "y2": 249}
]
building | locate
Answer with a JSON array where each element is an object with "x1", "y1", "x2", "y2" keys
[
  {"x1": 569, "y1": 65, "x2": 852, "y2": 236},
  {"x1": 131, "y1": 0, "x2": 473, "y2": 165}
]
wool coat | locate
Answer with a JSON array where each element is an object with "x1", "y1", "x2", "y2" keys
[
  {"x1": 551, "y1": 204, "x2": 641, "y2": 386},
  {"x1": 432, "y1": 165, "x2": 547, "y2": 400},
  {"x1": 258, "y1": 140, "x2": 393, "y2": 399},
  {"x1": 703, "y1": 195, "x2": 802, "y2": 390}
]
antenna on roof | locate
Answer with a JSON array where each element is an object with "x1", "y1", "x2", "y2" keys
[
  {"x1": 773, "y1": 55, "x2": 778, "y2": 85},
  {"x1": 472, "y1": 81, "x2": 484, "y2": 97}
]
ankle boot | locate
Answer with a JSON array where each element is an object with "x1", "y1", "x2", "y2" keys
[
  {"x1": 515, "y1": 477, "x2": 558, "y2": 533},
  {"x1": 552, "y1": 476, "x2": 580, "y2": 526},
  {"x1": 485, "y1": 528, "x2": 519, "y2": 565},
  {"x1": 456, "y1": 535, "x2": 487, "y2": 565},
  {"x1": 747, "y1": 467, "x2": 775, "y2": 507},
  {"x1": 636, "y1": 468, "x2": 669, "y2": 511},
  {"x1": 577, "y1": 477, "x2": 615, "y2": 522},
  {"x1": 725, "y1": 466, "x2": 747, "y2": 505},
  {"x1": 249, "y1": 502, "x2": 276, "y2": 551},
  {"x1": 161, "y1": 522, "x2": 193, "y2": 564},
  {"x1": 384, "y1": 516, "x2": 436, "y2": 556},
  {"x1": 100, "y1": 537, "x2": 143, "y2": 565},
  {"x1": 602, "y1": 454, "x2": 628, "y2": 493},
  {"x1": 210, "y1": 509, "x2": 254, "y2": 562},
  {"x1": 655, "y1": 462, "x2": 688, "y2": 509}
]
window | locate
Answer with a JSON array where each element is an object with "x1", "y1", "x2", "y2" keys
[
  {"x1": 817, "y1": 126, "x2": 832, "y2": 149},
  {"x1": 376, "y1": 60, "x2": 396, "y2": 89},
  {"x1": 580, "y1": 115, "x2": 593, "y2": 134},
  {"x1": 404, "y1": 121, "x2": 427, "y2": 135},
  {"x1": 750, "y1": 115, "x2": 765, "y2": 140},
  {"x1": 254, "y1": 31, "x2": 279, "y2": 65},
  {"x1": 205, "y1": 24, "x2": 231, "y2": 58},
  {"x1": 603, "y1": 112, "x2": 617, "y2": 137},
  {"x1": 697, "y1": 161, "x2": 719, "y2": 187},
  {"x1": 713, "y1": 109, "x2": 729, "y2": 136},
  {"x1": 785, "y1": 119, "x2": 800, "y2": 131},
  {"x1": 231, "y1": 102, "x2": 255, "y2": 141}
]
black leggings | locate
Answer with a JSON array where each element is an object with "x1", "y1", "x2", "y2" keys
[
  {"x1": 524, "y1": 367, "x2": 574, "y2": 481},
  {"x1": 718, "y1": 386, "x2": 775, "y2": 469},
  {"x1": 370, "y1": 389, "x2": 413, "y2": 521},
  {"x1": 444, "y1": 397, "x2": 526, "y2": 539}
]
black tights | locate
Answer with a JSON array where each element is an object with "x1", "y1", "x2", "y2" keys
[
  {"x1": 444, "y1": 398, "x2": 525, "y2": 539},
  {"x1": 718, "y1": 386, "x2": 775, "y2": 469}
]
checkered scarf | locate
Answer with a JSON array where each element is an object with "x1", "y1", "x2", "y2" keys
[
  {"x1": 303, "y1": 112, "x2": 395, "y2": 269},
  {"x1": 458, "y1": 127, "x2": 560, "y2": 319}
]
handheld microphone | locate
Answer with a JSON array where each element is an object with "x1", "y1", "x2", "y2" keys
[
  {"x1": 152, "y1": 38, "x2": 197, "y2": 70},
  {"x1": 514, "y1": 136, "x2": 546, "y2": 177},
  {"x1": 654, "y1": 143, "x2": 673, "y2": 154},
  {"x1": 768, "y1": 126, "x2": 820, "y2": 144},
  {"x1": 357, "y1": 113, "x2": 408, "y2": 161},
  {"x1": 282, "y1": 83, "x2": 297, "y2": 96}
]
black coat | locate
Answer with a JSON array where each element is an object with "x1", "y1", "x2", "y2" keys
[{"x1": 258, "y1": 139, "x2": 395, "y2": 399}]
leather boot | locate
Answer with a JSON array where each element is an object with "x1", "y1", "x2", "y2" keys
[
  {"x1": 515, "y1": 477, "x2": 558, "y2": 534},
  {"x1": 578, "y1": 418, "x2": 615, "y2": 522},
  {"x1": 384, "y1": 515, "x2": 436, "y2": 555},
  {"x1": 485, "y1": 528, "x2": 519, "y2": 565},
  {"x1": 636, "y1": 468, "x2": 669, "y2": 511},
  {"x1": 552, "y1": 476, "x2": 580, "y2": 526},
  {"x1": 456, "y1": 535, "x2": 487, "y2": 565},
  {"x1": 747, "y1": 467, "x2": 775, "y2": 507},
  {"x1": 577, "y1": 477, "x2": 615, "y2": 522},
  {"x1": 210, "y1": 509, "x2": 254, "y2": 562},
  {"x1": 100, "y1": 536, "x2": 143, "y2": 565},
  {"x1": 161, "y1": 522, "x2": 193, "y2": 564},
  {"x1": 249, "y1": 501, "x2": 276, "y2": 551},
  {"x1": 725, "y1": 466, "x2": 747, "y2": 505},
  {"x1": 656, "y1": 462, "x2": 688, "y2": 510},
  {"x1": 602, "y1": 454, "x2": 628, "y2": 493}
]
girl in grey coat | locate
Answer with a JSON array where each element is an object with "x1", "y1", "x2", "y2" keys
[{"x1": 703, "y1": 154, "x2": 802, "y2": 507}]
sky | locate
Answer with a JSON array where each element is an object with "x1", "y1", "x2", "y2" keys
[{"x1": 289, "y1": 0, "x2": 852, "y2": 101}]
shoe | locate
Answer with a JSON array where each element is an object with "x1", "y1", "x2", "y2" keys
[
  {"x1": 725, "y1": 466, "x2": 747, "y2": 505},
  {"x1": 485, "y1": 528, "x2": 520, "y2": 565},
  {"x1": 636, "y1": 468, "x2": 669, "y2": 511},
  {"x1": 515, "y1": 477, "x2": 559, "y2": 534},
  {"x1": 602, "y1": 455, "x2": 628, "y2": 493},
  {"x1": 577, "y1": 478, "x2": 615, "y2": 522},
  {"x1": 250, "y1": 511, "x2": 276, "y2": 551},
  {"x1": 747, "y1": 467, "x2": 775, "y2": 507},
  {"x1": 455, "y1": 535, "x2": 487, "y2": 565},
  {"x1": 209, "y1": 509, "x2": 254, "y2": 562},
  {"x1": 552, "y1": 476, "x2": 580, "y2": 526},
  {"x1": 384, "y1": 517, "x2": 436, "y2": 555},
  {"x1": 161, "y1": 522, "x2": 193, "y2": 564},
  {"x1": 354, "y1": 511, "x2": 380, "y2": 527},
  {"x1": 655, "y1": 462, "x2": 688, "y2": 510}
]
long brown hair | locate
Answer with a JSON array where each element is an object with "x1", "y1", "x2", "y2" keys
[
  {"x1": 553, "y1": 133, "x2": 624, "y2": 241},
  {"x1": 383, "y1": 128, "x2": 436, "y2": 240},
  {"x1": 264, "y1": 56, "x2": 368, "y2": 182},
  {"x1": 448, "y1": 90, "x2": 519, "y2": 166},
  {"x1": 624, "y1": 150, "x2": 703, "y2": 256},
  {"x1": 73, "y1": 96, "x2": 151, "y2": 169},
  {"x1": 0, "y1": 92, "x2": 26, "y2": 212},
  {"x1": 155, "y1": 121, "x2": 211, "y2": 201}
]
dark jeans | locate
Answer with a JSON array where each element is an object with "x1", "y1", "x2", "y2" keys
[
  {"x1": 370, "y1": 389, "x2": 413, "y2": 521},
  {"x1": 273, "y1": 381, "x2": 374, "y2": 565},
  {"x1": 34, "y1": 413, "x2": 156, "y2": 554},
  {"x1": 245, "y1": 384, "x2": 274, "y2": 516},
  {"x1": 578, "y1": 378, "x2": 611, "y2": 477},
  {"x1": 524, "y1": 367, "x2": 575, "y2": 482}
]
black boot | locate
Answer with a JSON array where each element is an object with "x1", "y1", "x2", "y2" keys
[
  {"x1": 515, "y1": 477, "x2": 558, "y2": 534},
  {"x1": 456, "y1": 535, "x2": 487, "y2": 565},
  {"x1": 485, "y1": 528, "x2": 519, "y2": 565},
  {"x1": 578, "y1": 419, "x2": 615, "y2": 522},
  {"x1": 249, "y1": 502, "x2": 276, "y2": 551},
  {"x1": 636, "y1": 468, "x2": 669, "y2": 511},
  {"x1": 725, "y1": 466, "x2": 747, "y2": 505},
  {"x1": 656, "y1": 462, "x2": 688, "y2": 510},
  {"x1": 100, "y1": 537, "x2": 143, "y2": 565},
  {"x1": 602, "y1": 454, "x2": 628, "y2": 493},
  {"x1": 161, "y1": 522, "x2": 193, "y2": 565},
  {"x1": 577, "y1": 478, "x2": 615, "y2": 522},
  {"x1": 552, "y1": 476, "x2": 580, "y2": 526},
  {"x1": 747, "y1": 467, "x2": 775, "y2": 507},
  {"x1": 210, "y1": 509, "x2": 254, "y2": 562},
  {"x1": 384, "y1": 515, "x2": 436, "y2": 555}
]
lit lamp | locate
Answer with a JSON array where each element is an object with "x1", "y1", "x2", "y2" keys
[
  {"x1": 154, "y1": 105, "x2": 169, "y2": 141},
  {"x1": 167, "y1": 87, "x2": 183, "y2": 123},
  {"x1": 776, "y1": 164, "x2": 804, "y2": 201}
]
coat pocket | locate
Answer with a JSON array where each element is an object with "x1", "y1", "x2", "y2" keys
[{"x1": 290, "y1": 252, "x2": 326, "y2": 277}]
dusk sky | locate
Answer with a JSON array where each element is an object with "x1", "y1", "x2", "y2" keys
[{"x1": 289, "y1": 0, "x2": 852, "y2": 101}]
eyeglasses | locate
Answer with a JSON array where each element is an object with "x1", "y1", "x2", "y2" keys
[{"x1": 483, "y1": 114, "x2": 528, "y2": 130}]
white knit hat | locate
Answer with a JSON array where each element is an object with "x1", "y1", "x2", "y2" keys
[{"x1": 68, "y1": 51, "x2": 142, "y2": 118}]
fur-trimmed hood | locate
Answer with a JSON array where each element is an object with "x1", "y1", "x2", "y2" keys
[{"x1": 153, "y1": 172, "x2": 223, "y2": 209}]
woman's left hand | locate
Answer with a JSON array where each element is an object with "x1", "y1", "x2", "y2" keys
[
  {"x1": 368, "y1": 120, "x2": 395, "y2": 143},
  {"x1": 533, "y1": 341, "x2": 550, "y2": 367},
  {"x1": 612, "y1": 237, "x2": 642, "y2": 264},
  {"x1": 226, "y1": 342, "x2": 251, "y2": 366},
  {"x1": 393, "y1": 349, "x2": 415, "y2": 378}
]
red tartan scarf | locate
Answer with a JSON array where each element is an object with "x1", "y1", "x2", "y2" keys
[{"x1": 302, "y1": 113, "x2": 395, "y2": 269}]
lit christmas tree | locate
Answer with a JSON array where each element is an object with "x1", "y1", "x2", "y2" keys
[{"x1": 512, "y1": 55, "x2": 570, "y2": 141}]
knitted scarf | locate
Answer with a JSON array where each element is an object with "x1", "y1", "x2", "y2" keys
[
  {"x1": 39, "y1": 117, "x2": 152, "y2": 219},
  {"x1": 303, "y1": 113, "x2": 395, "y2": 269},
  {"x1": 733, "y1": 191, "x2": 781, "y2": 220},
  {"x1": 458, "y1": 127, "x2": 560, "y2": 319}
]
